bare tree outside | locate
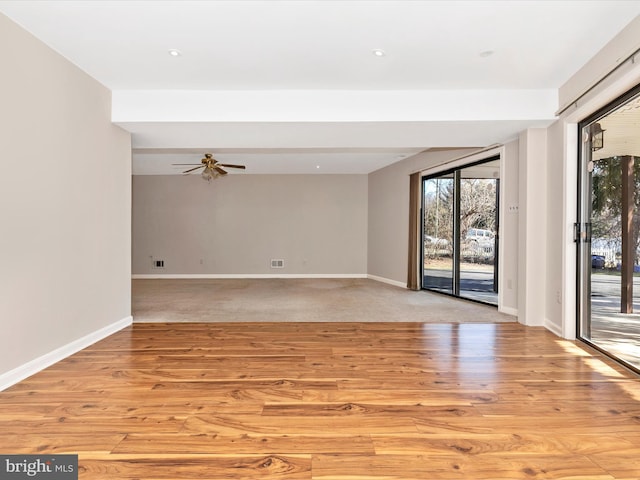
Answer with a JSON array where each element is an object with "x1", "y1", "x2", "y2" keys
[
  {"x1": 423, "y1": 177, "x2": 454, "y2": 260},
  {"x1": 591, "y1": 156, "x2": 640, "y2": 267},
  {"x1": 460, "y1": 179, "x2": 496, "y2": 236},
  {"x1": 423, "y1": 177, "x2": 497, "y2": 263}
]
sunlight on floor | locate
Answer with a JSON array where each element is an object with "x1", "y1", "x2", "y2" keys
[
  {"x1": 555, "y1": 340, "x2": 591, "y2": 357},
  {"x1": 582, "y1": 358, "x2": 625, "y2": 378},
  {"x1": 618, "y1": 380, "x2": 640, "y2": 402},
  {"x1": 554, "y1": 339, "x2": 640, "y2": 403}
]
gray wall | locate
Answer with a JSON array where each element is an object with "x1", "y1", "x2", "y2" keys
[
  {"x1": 132, "y1": 174, "x2": 368, "y2": 275},
  {"x1": 0, "y1": 14, "x2": 132, "y2": 379}
]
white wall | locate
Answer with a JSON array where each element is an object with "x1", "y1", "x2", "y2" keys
[
  {"x1": 517, "y1": 128, "x2": 548, "y2": 328},
  {"x1": 545, "y1": 119, "x2": 566, "y2": 335},
  {"x1": 132, "y1": 174, "x2": 368, "y2": 276},
  {"x1": 499, "y1": 140, "x2": 520, "y2": 315},
  {"x1": 0, "y1": 13, "x2": 132, "y2": 387},
  {"x1": 558, "y1": 16, "x2": 640, "y2": 114},
  {"x1": 551, "y1": 16, "x2": 640, "y2": 339}
]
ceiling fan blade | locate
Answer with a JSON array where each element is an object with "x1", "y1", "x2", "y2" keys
[
  {"x1": 219, "y1": 164, "x2": 246, "y2": 169},
  {"x1": 182, "y1": 165, "x2": 205, "y2": 174},
  {"x1": 214, "y1": 166, "x2": 228, "y2": 175},
  {"x1": 172, "y1": 163, "x2": 202, "y2": 166}
]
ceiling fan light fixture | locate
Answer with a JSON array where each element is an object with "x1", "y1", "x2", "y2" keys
[
  {"x1": 201, "y1": 167, "x2": 214, "y2": 181},
  {"x1": 175, "y1": 153, "x2": 244, "y2": 179}
]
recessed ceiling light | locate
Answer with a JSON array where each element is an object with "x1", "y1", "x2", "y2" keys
[
  {"x1": 168, "y1": 49, "x2": 182, "y2": 57},
  {"x1": 479, "y1": 50, "x2": 494, "y2": 58},
  {"x1": 316, "y1": 165, "x2": 320, "y2": 169},
  {"x1": 372, "y1": 49, "x2": 386, "y2": 57}
]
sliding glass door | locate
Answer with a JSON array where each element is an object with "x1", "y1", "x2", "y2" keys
[
  {"x1": 422, "y1": 157, "x2": 500, "y2": 305},
  {"x1": 577, "y1": 85, "x2": 640, "y2": 372}
]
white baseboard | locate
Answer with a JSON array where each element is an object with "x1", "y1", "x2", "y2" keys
[
  {"x1": 367, "y1": 274, "x2": 407, "y2": 289},
  {"x1": 0, "y1": 316, "x2": 132, "y2": 392},
  {"x1": 544, "y1": 317, "x2": 563, "y2": 337},
  {"x1": 498, "y1": 306, "x2": 518, "y2": 317},
  {"x1": 132, "y1": 273, "x2": 368, "y2": 280}
]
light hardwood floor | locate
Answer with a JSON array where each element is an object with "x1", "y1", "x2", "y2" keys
[{"x1": 1, "y1": 321, "x2": 640, "y2": 479}]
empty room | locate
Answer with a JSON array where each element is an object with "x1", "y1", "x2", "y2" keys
[{"x1": 1, "y1": 1, "x2": 640, "y2": 479}]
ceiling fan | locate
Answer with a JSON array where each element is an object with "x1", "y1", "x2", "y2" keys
[{"x1": 173, "y1": 153, "x2": 246, "y2": 181}]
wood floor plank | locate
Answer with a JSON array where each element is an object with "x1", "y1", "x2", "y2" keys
[
  {"x1": 0, "y1": 402, "x2": 264, "y2": 419},
  {"x1": 0, "y1": 415, "x2": 186, "y2": 435},
  {"x1": 113, "y1": 433, "x2": 375, "y2": 455},
  {"x1": 302, "y1": 388, "x2": 499, "y2": 405},
  {"x1": 413, "y1": 414, "x2": 640, "y2": 435},
  {"x1": 473, "y1": 400, "x2": 640, "y2": 417},
  {"x1": 370, "y1": 433, "x2": 571, "y2": 456},
  {"x1": 310, "y1": 453, "x2": 612, "y2": 479},
  {"x1": 260, "y1": 403, "x2": 482, "y2": 418},
  {"x1": 182, "y1": 414, "x2": 419, "y2": 435},
  {"x1": 1, "y1": 434, "x2": 126, "y2": 454},
  {"x1": 556, "y1": 435, "x2": 640, "y2": 456},
  {"x1": 79, "y1": 455, "x2": 312, "y2": 480},
  {"x1": 591, "y1": 454, "x2": 640, "y2": 478}
]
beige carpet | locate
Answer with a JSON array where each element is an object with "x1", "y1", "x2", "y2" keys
[{"x1": 132, "y1": 278, "x2": 516, "y2": 323}]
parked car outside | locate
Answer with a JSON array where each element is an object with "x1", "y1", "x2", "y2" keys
[{"x1": 465, "y1": 228, "x2": 495, "y2": 246}]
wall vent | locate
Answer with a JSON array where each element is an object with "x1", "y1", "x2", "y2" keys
[
  {"x1": 153, "y1": 260, "x2": 165, "y2": 268},
  {"x1": 270, "y1": 259, "x2": 284, "y2": 268}
]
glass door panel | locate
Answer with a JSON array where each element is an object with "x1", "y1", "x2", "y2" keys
[
  {"x1": 459, "y1": 161, "x2": 499, "y2": 304},
  {"x1": 578, "y1": 88, "x2": 640, "y2": 372},
  {"x1": 423, "y1": 175, "x2": 454, "y2": 294}
]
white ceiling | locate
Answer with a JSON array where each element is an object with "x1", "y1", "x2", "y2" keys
[{"x1": 1, "y1": 0, "x2": 639, "y2": 174}]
